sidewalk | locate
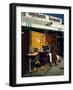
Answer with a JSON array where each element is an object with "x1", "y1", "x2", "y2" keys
[
  {"x1": 23, "y1": 59, "x2": 64, "y2": 77},
  {"x1": 44, "y1": 60, "x2": 64, "y2": 76}
]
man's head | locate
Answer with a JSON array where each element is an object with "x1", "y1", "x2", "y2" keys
[{"x1": 45, "y1": 42, "x2": 48, "y2": 45}]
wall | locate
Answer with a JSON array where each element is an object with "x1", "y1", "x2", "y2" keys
[
  {"x1": 31, "y1": 31, "x2": 46, "y2": 49},
  {"x1": 0, "y1": 0, "x2": 72, "y2": 90}
]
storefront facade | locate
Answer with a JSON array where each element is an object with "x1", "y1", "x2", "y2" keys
[{"x1": 21, "y1": 13, "x2": 64, "y2": 76}]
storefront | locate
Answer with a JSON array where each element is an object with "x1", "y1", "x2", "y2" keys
[{"x1": 21, "y1": 12, "x2": 64, "y2": 76}]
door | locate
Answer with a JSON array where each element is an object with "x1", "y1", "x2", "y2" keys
[
  {"x1": 57, "y1": 37, "x2": 64, "y2": 57},
  {"x1": 46, "y1": 33, "x2": 57, "y2": 64}
]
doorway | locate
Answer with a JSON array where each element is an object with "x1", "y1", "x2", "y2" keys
[{"x1": 46, "y1": 33, "x2": 57, "y2": 64}]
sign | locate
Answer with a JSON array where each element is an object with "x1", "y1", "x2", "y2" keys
[
  {"x1": 28, "y1": 13, "x2": 46, "y2": 19},
  {"x1": 49, "y1": 16, "x2": 61, "y2": 23}
]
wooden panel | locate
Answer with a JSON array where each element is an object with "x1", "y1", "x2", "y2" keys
[
  {"x1": 46, "y1": 33, "x2": 57, "y2": 64},
  {"x1": 22, "y1": 30, "x2": 29, "y2": 76}
]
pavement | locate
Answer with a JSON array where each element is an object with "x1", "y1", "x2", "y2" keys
[
  {"x1": 23, "y1": 59, "x2": 64, "y2": 77},
  {"x1": 44, "y1": 60, "x2": 64, "y2": 76}
]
